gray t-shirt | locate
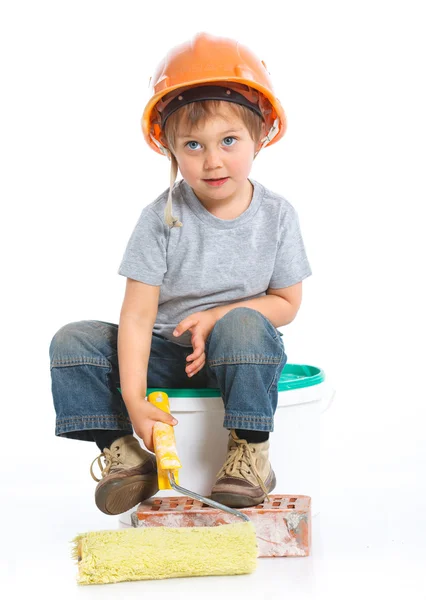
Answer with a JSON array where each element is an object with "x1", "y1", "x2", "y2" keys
[{"x1": 118, "y1": 178, "x2": 312, "y2": 347}]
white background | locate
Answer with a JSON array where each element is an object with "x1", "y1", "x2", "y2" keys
[{"x1": 1, "y1": 0, "x2": 425, "y2": 597}]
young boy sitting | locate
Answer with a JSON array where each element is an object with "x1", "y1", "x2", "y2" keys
[{"x1": 49, "y1": 32, "x2": 312, "y2": 514}]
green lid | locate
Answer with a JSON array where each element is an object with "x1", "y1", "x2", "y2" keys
[{"x1": 143, "y1": 363, "x2": 325, "y2": 398}]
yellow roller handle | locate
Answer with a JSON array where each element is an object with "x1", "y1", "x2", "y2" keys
[{"x1": 148, "y1": 391, "x2": 181, "y2": 490}]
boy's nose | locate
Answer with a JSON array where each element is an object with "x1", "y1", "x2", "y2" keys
[{"x1": 203, "y1": 150, "x2": 223, "y2": 170}]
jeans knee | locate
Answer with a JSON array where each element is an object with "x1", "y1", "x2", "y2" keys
[
  {"x1": 49, "y1": 321, "x2": 82, "y2": 359},
  {"x1": 211, "y1": 307, "x2": 275, "y2": 353},
  {"x1": 49, "y1": 320, "x2": 107, "y2": 362}
]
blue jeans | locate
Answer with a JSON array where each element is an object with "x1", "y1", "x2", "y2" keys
[{"x1": 49, "y1": 307, "x2": 287, "y2": 441}]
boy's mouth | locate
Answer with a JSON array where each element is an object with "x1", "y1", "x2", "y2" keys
[{"x1": 203, "y1": 177, "x2": 229, "y2": 186}]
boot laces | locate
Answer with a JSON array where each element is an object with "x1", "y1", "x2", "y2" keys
[
  {"x1": 216, "y1": 436, "x2": 271, "y2": 501},
  {"x1": 90, "y1": 445, "x2": 123, "y2": 482}
]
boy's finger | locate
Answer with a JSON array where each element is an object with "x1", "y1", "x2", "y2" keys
[
  {"x1": 174, "y1": 318, "x2": 197, "y2": 337},
  {"x1": 187, "y1": 353, "x2": 204, "y2": 368},
  {"x1": 148, "y1": 404, "x2": 178, "y2": 426},
  {"x1": 188, "y1": 362, "x2": 205, "y2": 377},
  {"x1": 187, "y1": 355, "x2": 206, "y2": 375},
  {"x1": 187, "y1": 346, "x2": 203, "y2": 361}
]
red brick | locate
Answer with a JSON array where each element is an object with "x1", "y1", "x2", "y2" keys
[{"x1": 133, "y1": 494, "x2": 311, "y2": 557}]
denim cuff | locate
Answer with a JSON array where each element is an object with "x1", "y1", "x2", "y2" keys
[
  {"x1": 223, "y1": 413, "x2": 274, "y2": 432},
  {"x1": 56, "y1": 414, "x2": 132, "y2": 441}
]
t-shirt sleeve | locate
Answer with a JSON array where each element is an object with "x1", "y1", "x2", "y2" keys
[
  {"x1": 269, "y1": 204, "x2": 312, "y2": 289},
  {"x1": 118, "y1": 207, "x2": 168, "y2": 285}
]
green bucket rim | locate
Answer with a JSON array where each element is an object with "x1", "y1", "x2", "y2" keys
[{"x1": 119, "y1": 363, "x2": 325, "y2": 398}]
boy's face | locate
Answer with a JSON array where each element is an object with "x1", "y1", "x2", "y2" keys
[{"x1": 173, "y1": 107, "x2": 260, "y2": 210}]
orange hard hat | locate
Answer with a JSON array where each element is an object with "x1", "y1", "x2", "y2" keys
[{"x1": 142, "y1": 32, "x2": 287, "y2": 157}]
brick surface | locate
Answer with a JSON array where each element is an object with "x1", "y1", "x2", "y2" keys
[{"x1": 132, "y1": 494, "x2": 311, "y2": 557}]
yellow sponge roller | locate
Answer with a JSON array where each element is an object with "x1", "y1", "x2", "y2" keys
[{"x1": 72, "y1": 522, "x2": 258, "y2": 584}]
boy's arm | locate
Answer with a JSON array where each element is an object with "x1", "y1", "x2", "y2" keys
[
  {"x1": 209, "y1": 282, "x2": 303, "y2": 328},
  {"x1": 118, "y1": 278, "x2": 159, "y2": 405},
  {"x1": 118, "y1": 278, "x2": 177, "y2": 450}
]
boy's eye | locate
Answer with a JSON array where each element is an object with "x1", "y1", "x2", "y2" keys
[
  {"x1": 223, "y1": 136, "x2": 236, "y2": 146},
  {"x1": 186, "y1": 141, "x2": 201, "y2": 150}
]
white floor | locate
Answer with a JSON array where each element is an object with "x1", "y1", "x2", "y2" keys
[{"x1": 3, "y1": 408, "x2": 425, "y2": 599}]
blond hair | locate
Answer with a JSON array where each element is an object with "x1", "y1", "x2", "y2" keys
[{"x1": 163, "y1": 100, "x2": 264, "y2": 154}]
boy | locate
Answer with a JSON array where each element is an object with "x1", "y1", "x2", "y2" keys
[{"x1": 49, "y1": 32, "x2": 312, "y2": 514}]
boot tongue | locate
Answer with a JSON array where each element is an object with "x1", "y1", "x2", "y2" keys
[
  {"x1": 115, "y1": 436, "x2": 137, "y2": 466},
  {"x1": 228, "y1": 432, "x2": 270, "y2": 488},
  {"x1": 113, "y1": 434, "x2": 134, "y2": 448},
  {"x1": 115, "y1": 435, "x2": 150, "y2": 469}
]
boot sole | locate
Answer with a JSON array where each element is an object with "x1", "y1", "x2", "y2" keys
[
  {"x1": 96, "y1": 474, "x2": 159, "y2": 515},
  {"x1": 210, "y1": 471, "x2": 277, "y2": 508}
]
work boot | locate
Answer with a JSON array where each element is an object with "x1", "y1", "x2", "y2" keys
[
  {"x1": 90, "y1": 435, "x2": 158, "y2": 515},
  {"x1": 210, "y1": 429, "x2": 276, "y2": 508}
]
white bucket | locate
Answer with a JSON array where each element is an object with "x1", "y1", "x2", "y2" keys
[{"x1": 119, "y1": 365, "x2": 334, "y2": 527}]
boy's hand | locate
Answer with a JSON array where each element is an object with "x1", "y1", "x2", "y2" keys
[
  {"x1": 128, "y1": 400, "x2": 178, "y2": 453},
  {"x1": 173, "y1": 310, "x2": 217, "y2": 378}
]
